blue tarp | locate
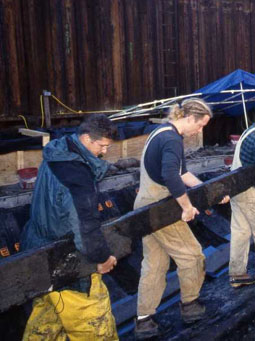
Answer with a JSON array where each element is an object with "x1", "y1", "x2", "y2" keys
[{"x1": 194, "y1": 69, "x2": 255, "y2": 116}]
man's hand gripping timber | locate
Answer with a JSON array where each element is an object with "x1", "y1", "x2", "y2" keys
[
  {"x1": 175, "y1": 191, "x2": 199, "y2": 222},
  {"x1": 97, "y1": 255, "x2": 117, "y2": 274},
  {"x1": 182, "y1": 205, "x2": 199, "y2": 222},
  {"x1": 180, "y1": 172, "x2": 230, "y2": 218}
]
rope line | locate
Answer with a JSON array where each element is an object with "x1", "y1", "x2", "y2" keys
[
  {"x1": 18, "y1": 115, "x2": 29, "y2": 129},
  {"x1": 51, "y1": 94, "x2": 121, "y2": 114}
]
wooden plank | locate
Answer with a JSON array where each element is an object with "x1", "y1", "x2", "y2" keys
[
  {"x1": 103, "y1": 135, "x2": 148, "y2": 162},
  {"x1": 18, "y1": 128, "x2": 49, "y2": 138},
  {"x1": 221, "y1": 0, "x2": 236, "y2": 73},
  {"x1": 122, "y1": 140, "x2": 128, "y2": 158},
  {"x1": 19, "y1": 128, "x2": 50, "y2": 147},
  {"x1": 3, "y1": 0, "x2": 21, "y2": 109},
  {"x1": 0, "y1": 165, "x2": 255, "y2": 312},
  {"x1": 154, "y1": 0, "x2": 164, "y2": 98},
  {"x1": 22, "y1": 150, "x2": 43, "y2": 168},
  {"x1": 199, "y1": 0, "x2": 220, "y2": 86},
  {"x1": 178, "y1": 0, "x2": 197, "y2": 93},
  {"x1": 0, "y1": 172, "x2": 19, "y2": 187},
  {"x1": 0, "y1": 152, "x2": 17, "y2": 174},
  {"x1": 47, "y1": 0, "x2": 64, "y2": 112},
  {"x1": 0, "y1": 152, "x2": 19, "y2": 186},
  {"x1": 75, "y1": 1, "x2": 97, "y2": 110},
  {"x1": 0, "y1": 150, "x2": 43, "y2": 186},
  {"x1": 124, "y1": 0, "x2": 143, "y2": 104},
  {"x1": 21, "y1": 0, "x2": 46, "y2": 118},
  {"x1": 16, "y1": 151, "x2": 24, "y2": 170},
  {"x1": 63, "y1": 0, "x2": 77, "y2": 109},
  {"x1": 111, "y1": 0, "x2": 124, "y2": 108}
]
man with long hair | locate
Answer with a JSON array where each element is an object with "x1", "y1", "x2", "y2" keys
[{"x1": 134, "y1": 98, "x2": 217, "y2": 339}]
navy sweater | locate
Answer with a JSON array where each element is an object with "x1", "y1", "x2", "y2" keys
[
  {"x1": 144, "y1": 123, "x2": 188, "y2": 198},
  {"x1": 240, "y1": 125, "x2": 255, "y2": 166}
]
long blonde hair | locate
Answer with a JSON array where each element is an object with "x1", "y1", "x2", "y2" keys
[{"x1": 168, "y1": 98, "x2": 212, "y2": 121}]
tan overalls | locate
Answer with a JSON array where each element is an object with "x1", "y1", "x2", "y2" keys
[
  {"x1": 229, "y1": 126, "x2": 255, "y2": 276},
  {"x1": 134, "y1": 127, "x2": 205, "y2": 316}
]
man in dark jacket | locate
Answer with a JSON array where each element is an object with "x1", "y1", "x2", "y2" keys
[{"x1": 21, "y1": 114, "x2": 119, "y2": 341}]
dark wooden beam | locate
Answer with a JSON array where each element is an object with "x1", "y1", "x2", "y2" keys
[
  {"x1": 103, "y1": 165, "x2": 255, "y2": 238},
  {"x1": 0, "y1": 165, "x2": 255, "y2": 312}
]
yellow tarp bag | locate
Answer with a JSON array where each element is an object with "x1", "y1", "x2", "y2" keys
[{"x1": 23, "y1": 273, "x2": 118, "y2": 341}]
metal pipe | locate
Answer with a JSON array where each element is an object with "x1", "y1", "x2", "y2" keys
[{"x1": 240, "y1": 82, "x2": 249, "y2": 129}]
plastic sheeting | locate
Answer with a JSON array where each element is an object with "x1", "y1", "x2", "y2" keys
[{"x1": 194, "y1": 69, "x2": 255, "y2": 116}]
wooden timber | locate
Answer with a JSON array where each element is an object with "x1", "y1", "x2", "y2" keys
[{"x1": 0, "y1": 165, "x2": 254, "y2": 313}]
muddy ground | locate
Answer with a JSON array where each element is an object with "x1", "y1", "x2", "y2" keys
[{"x1": 120, "y1": 255, "x2": 255, "y2": 341}]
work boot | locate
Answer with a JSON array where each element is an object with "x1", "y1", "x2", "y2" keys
[
  {"x1": 230, "y1": 274, "x2": 255, "y2": 288},
  {"x1": 134, "y1": 316, "x2": 159, "y2": 339},
  {"x1": 180, "y1": 299, "x2": 206, "y2": 324}
]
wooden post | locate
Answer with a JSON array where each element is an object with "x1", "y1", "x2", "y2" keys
[
  {"x1": 16, "y1": 151, "x2": 24, "y2": 170},
  {"x1": 122, "y1": 140, "x2": 128, "y2": 158},
  {"x1": 42, "y1": 90, "x2": 52, "y2": 128}
]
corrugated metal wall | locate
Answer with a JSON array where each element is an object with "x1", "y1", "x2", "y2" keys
[{"x1": 0, "y1": 0, "x2": 255, "y2": 120}]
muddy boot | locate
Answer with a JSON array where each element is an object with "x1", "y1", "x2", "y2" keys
[
  {"x1": 230, "y1": 274, "x2": 255, "y2": 288},
  {"x1": 180, "y1": 299, "x2": 206, "y2": 324},
  {"x1": 134, "y1": 316, "x2": 159, "y2": 339}
]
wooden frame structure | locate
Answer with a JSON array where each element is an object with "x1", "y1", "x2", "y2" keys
[{"x1": 0, "y1": 131, "x2": 203, "y2": 186}]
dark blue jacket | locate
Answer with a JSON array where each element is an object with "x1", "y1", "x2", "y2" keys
[{"x1": 21, "y1": 133, "x2": 111, "y2": 264}]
